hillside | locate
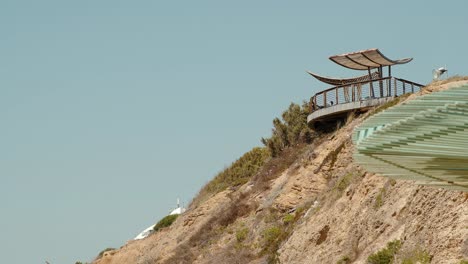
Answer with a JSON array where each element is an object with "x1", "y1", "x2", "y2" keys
[{"x1": 92, "y1": 78, "x2": 468, "y2": 264}]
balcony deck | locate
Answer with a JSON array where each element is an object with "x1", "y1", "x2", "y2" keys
[{"x1": 307, "y1": 77, "x2": 424, "y2": 127}]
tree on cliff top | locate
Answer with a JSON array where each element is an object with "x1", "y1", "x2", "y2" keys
[{"x1": 261, "y1": 102, "x2": 314, "y2": 157}]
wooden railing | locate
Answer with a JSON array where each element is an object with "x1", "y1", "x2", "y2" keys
[{"x1": 310, "y1": 77, "x2": 424, "y2": 112}]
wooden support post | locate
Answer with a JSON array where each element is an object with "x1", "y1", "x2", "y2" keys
[
  {"x1": 344, "y1": 86, "x2": 350, "y2": 102},
  {"x1": 379, "y1": 66, "x2": 383, "y2": 97},
  {"x1": 403, "y1": 82, "x2": 406, "y2": 94},
  {"x1": 411, "y1": 83, "x2": 414, "y2": 93},
  {"x1": 358, "y1": 83, "x2": 362, "y2": 100},
  {"x1": 323, "y1": 92, "x2": 327, "y2": 107},
  {"x1": 386, "y1": 78, "x2": 390, "y2": 96},
  {"x1": 335, "y1": 88, "x2": 338, "y2": 105},
  {"x1": 368, "y1": 67, "x2": 374, "y2": 98},
  {"x1": 388, "y1": 66, "x2": 392, "y2": 94},
  {"x1": 352, "y1": 85, "x2": 355, "y2": 102},
  {"x1": 394, "y1": 78, "x2": 397, "y2": 96}
]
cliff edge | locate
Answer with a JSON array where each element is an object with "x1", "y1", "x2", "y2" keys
[{"x1": 93, "y1": 78, "x2": 468, "y2": 264}]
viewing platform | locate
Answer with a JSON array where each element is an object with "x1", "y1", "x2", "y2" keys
[{"x1": 307, "y1": 49, "x2": 424, "y2": 127}]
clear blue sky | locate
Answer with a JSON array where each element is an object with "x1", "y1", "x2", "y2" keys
[{"x1": 1, "y1": 1, "x2": 466, "y2": 263}]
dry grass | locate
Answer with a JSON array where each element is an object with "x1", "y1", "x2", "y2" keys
[
  {"x1": 164, "y1": 142, "x2": 310, "y2": 263},
  {"x1": 163, "y1": 192, "x2": 255, "y2": 264},
  {"x1": 425, "y1": 75, "x2": 468, "y2": 88},
  {"x1": 190, "y1": 147, "x2": 269, "y2": 208},
  {"x1": 138, "y1": 146, "x2": 302, "y2": 263},
  {"x1": 370, "y1": 93, "x2": 411, "y2": 116},
  {"x1": 251, "y1": 144, "x2": 308, "y2": 193},
  {"x1": 313, "y1": 140, "x2": 346, "y2": 174}
]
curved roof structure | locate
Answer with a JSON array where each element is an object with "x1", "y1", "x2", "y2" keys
[
  {"x1": 353, "y1": 84, "x2": 468, "y2": 191},
  {"x1": 329, "y1": 48, "x2": 413, "y2": 70},
  {"x1": 306, "y1": 70, "x2": 380, "y2": 86}
]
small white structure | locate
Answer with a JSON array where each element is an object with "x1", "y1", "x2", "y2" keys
[
  {"x1": 133, "y1": 199, "x2": 186, "y2": 240},
  {"x1": 169, "y1": 198, "x2": 186, "y2": 215},
  {"x1": 134, "y1": 224, "x2": 156, "y2": 240}
]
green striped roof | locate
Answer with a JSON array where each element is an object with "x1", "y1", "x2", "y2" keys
[{"x1": 353, "y1": 84, "x2": 468, "y2": 191}]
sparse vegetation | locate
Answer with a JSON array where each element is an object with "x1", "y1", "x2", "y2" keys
[
  {"x1": 261, "y1": 226, "x2": 283, "y2": 263},
  {"x1": 374, "y1": 188, "x2": 385, "y2": 209},
  {"x1": 367, "y1": 240, "x2": 402, "y2": 264},
  {"x1": 153, "y1": 214, "x2": 179, "y2": 232},
  {"x1": 333, "y1": 172, "x2": 355, "y2": 194},
  {"x1": 236, "y1": 224, "x2": 249, "y2": 243},
  {"x1": 282, "y1": 214, "x2": 294, "y2": 225},
  {"x1": 259, "y1": 206, "x2": 311, "y2": 264},
  {"x1": 400, "y1": 248, "x2": 431, "y2": 264},
  {"x1": 314, "y1": 141, "x2": 346, "y2": 174},
  {"x1": 426, "y1": 75, "x2": 468, "y2": 87},
  {"x1": 96, "y1": 248, "x2": 116, "y2": 260},
  {"x1": 261, "y1": 102, "x2": 315, "y2": 157},
  {"x1": 371, "y1": 93, "x2": 411, "y2": 116},
  {"x1": 252, "y1": 144, "x2": 308, "y2": 193},
  {"x1": 263, "y1": 226, "x2": 282, "y2": 245},
  {"x1": 89, "y1": 78, "x2": 468, "y2": 264},
  {"x1": 163, "y1": 192, "x2": 253, "y2": 264},
  {"x1": 193, "y1": 147, "x2": 270, "y2": 206},
  {"x1": 329, "y1": 142, "x2": 346, "y2": 170},
  {"x1": 337, "y1": 256, "x2": 351, "y2": 264},
  {"x1": 191, "y1": 101, "x2": 313, "y2": 208}
]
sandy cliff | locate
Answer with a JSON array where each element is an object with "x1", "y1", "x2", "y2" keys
[{"x1": 94, "y1": 79, "x2": 468, "y2": 264}]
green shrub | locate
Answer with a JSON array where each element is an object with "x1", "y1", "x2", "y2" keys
[
  {"x1": 337, "y1": 256, "x2": 351, "y2": 264},
  {"x1": 263, "y1": 226, "x2": 282, "y2": 245},
  {"x1": 458, "y1": 260, "x2": 468, "y2": 264},
  {"x1": 154, "y1": 214, "x2": 179, "y2": 232},
  {"x1": 96, "y1": 248, "x2": 115, "y2": 259},
  {"x1": 236, "y1": 226, "x2": 249, "y2": 243},
  {"x1": 259, "y1": 204, "x2": 312, "y2": 263},
  {"x1": 334, "y1": 172, "x2": 355, "y2": 194},
  {"x1": 367, "y1": 240, "x2": 402, "y2": 264},
  {"x1": 282, "y1": 214, "x2": 294, "y2": 225},
  {"x1": 261, "y1": 226, "x2": 284, "y2": 264},
  {"x1": 261, "y1": 102, "x2": 315, "y2": 157},
  {"x1": 374, "y1": 188, "x2": 385, "y2": 209}
]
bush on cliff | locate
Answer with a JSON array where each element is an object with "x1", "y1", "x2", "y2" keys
[
  {"x1": 153, "y1": 214, "x2": 179, "y2": 232},
  {"x1": 261, "y1": 102, "x2": 314, "y2": 157}
]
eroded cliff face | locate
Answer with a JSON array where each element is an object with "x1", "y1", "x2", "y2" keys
[{"x1": 94, "y1": 80, "x2": 468, "y2": 264}]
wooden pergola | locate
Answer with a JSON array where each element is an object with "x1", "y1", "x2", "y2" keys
[
  {"x1": 307, "y1": 48, "x2": 423, "y2": 127},
  {"x1": 329, "y1": 48, "x2": 412, "y2": 73},
  {"x1": 306, "y1": 70, "x2": 380, "y2": 86},
  {"x1": 308, "y1": 48, "x2": 417, "y2": 109}
]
